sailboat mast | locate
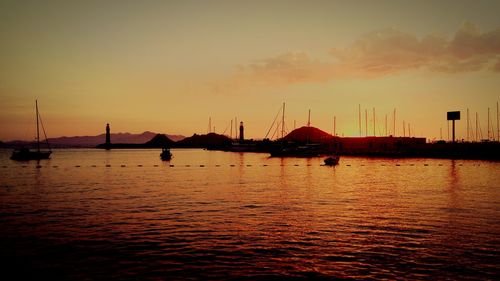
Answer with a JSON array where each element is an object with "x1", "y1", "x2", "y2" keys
[
  {"x1": 36, "y1": 100, "x2": 40, "y2": 153},
  {"x1": 281, "y1": 102, "x2": 285, "y2": 139}
]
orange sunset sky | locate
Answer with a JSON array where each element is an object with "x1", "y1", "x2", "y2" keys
[{"x1": 1, "y1": 0, "x2": 499, "y2": 141}]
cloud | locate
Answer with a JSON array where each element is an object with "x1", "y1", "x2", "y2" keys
[{"x1": 215, "y1": 22, "x2": 500, "y2": 92}]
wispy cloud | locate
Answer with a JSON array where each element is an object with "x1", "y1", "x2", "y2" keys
[{"x1": 215, "y1": 22, "x2": 500, "y2": 92}]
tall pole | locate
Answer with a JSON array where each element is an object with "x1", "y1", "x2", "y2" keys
[
  {"x1": 403, "y1": 121, "x2": 405, "y2": 137},
  {"x1": 475, "y1": 112, "x2": 478, "y2": 141},
  {"x1": 333, "y1": 116, "x2": 336, "y2": 136},
  {"x1": 365, "y1": 109, "x2": 368, "y2": 137},
  {"x1": 358, "y1": 104, "x2": 361, "y2": 136},
  {"x1": 307, "y1": 109, "x2": 311, "y2": 127},
  {"x1": 373, "y1": 107, "x2": 375, "y2": 136},
  {"x1": 467, "y1": 108, "x2": 469, "y2": 142},
  {"x1": 36, "y1": 100, "x2": 40, "y2": 153},
  {"x1": 235, "y1": 117, "x2": 238, "y2": 139},
  {"x1": 497, "y1": 101, "x2": 499, "y2": 141},
  {"x1": 447, "y1": 121, "x2": 450, "y2": 141},
  {"x1": 409, "y1": 123, "x2": 411, "y2": 138},
  {"x1": 440, "y1": 127, "x2": 442, "y2": 140},
  {"x1": 385, "y1": 114, "x2": 387, "y2": 136},
  {"x1": 488, "y1": 107, "x2": 490, "y2": 140},
  {"x1": 294, "y1": 120, "x2": 296, "y2": 130},
  {"x1": 393, "y1": 108, "x2": 396, "y2": 136},
  {"x1": 452, "y1": 119, "x2": 455, "y2": 143},
  {"x1": 281, "y1": 102, "x2": 285, "y2": 139}
]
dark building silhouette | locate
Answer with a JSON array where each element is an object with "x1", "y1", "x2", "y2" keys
[
  {"x1": 239, "y1": 122, "x2": 244, "y2": 141},
  {"x1": 105, "y1": 123, "x2": 111, "y2": 150}
]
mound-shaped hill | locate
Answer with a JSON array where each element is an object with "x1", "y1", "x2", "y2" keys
[
  {"x1": 175, "y1": 133, "x2": 231, "y2": 148},
  {"x1": 144, "y1": 134, "x2": 175, "y2": 147},
  {"x1": 284, "y1": 126, "x2": 336, "y2": 143}
]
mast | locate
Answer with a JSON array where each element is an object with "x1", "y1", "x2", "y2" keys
[
  {"x1": 393, "y1": 108, "x2": 396, "y2": 136},
  {"x1": 488, "y1": 107, "x2": 490, "y2": 140},
  {"x1": 333, "y1": 116, "x2": 336, "y2": 136},
  {"x1": 467, "y1": 108, "x2": 469, "y2": 142},
  {"x1": 475, "y1": 112, "x2": 478, "y2": 141},
  {"x1": 385, "y1": 114, "x2": 387, "y2": 136},
  {"x1": 358, "y1": 104, "x2": 361, "y2": 136},
  {"x1": 365, "y1": 109, "x2": 368, "y2": 137},
  {"x1": 497, "y1": 101, "x2": 499, "y2": 142},
  {"x1": 36, "y1": 100, "x2": 40, "y2": 153},
  {"x1": 230, "y1": 119, "x2": 233, "y2": 139},
  {"x1": 307, "y1": 109, "x2": 311, "y2": 127},
  {"x1": 281, "y1": 102, "x2": 285, "y2": 139},
  {"x1": 403, "y1": 121, "x2": 405, "y2": 138},
  {"x1": 373, "y1": 107, "x2": 375, "y2": 136}
]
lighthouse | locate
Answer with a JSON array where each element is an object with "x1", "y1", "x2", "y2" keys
[
  {"x1": 105, "y1": 123, "x2": 111, "y2": 149},
  {"x1": 239, "y1": 122, "x2": 244, "y2": 141}
]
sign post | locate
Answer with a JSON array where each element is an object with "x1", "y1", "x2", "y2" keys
[{"x1": 447, "y1": 111, "x2": 460, "y2": 143}]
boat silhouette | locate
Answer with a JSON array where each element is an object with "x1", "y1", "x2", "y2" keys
[{"x1": 11, "y1": 100, "x2": 52, "y2": 161}]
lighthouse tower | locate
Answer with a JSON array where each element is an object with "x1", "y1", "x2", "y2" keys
[
  {"x1": 105, "y1": 123, "x2": 111, "y2": 150},
  {"x1": 239, "y1": 121, "x2": 244, "y2": 141}
]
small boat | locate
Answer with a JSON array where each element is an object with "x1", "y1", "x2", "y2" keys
[
  {"x1": 160, "y1": 147, "x2": 172, "y2": 160},
  {"x1": 324, "y1": 155, "x2": 340, "y2": 166},
  {"x1": 11, "y1": 100, "x2": 52, "y2": 161}
]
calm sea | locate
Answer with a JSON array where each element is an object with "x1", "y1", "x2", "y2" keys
[{"x1": 0, "y1": 148, "x2": 499, "y2": 280}]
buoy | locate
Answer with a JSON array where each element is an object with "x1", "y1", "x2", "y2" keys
[
  {"x1": 424, "y1": 164, "x2": 429, "y2": 166},
  {"x1": 185, "y1": 165, "x2": 190, "y2": 167},
  {"x1": 91, "y1": 165, "x2": 97, "y2": 167},
  {"x1": 263, "y1": 164, "x2": 268, "y2": 166},
  {"x1": 169, "y1": 165, "x2": 174, "y2": 167},
  {"x1": 361, "y1": 164, "x2": 365, "y2": 166},
  {"x1": 246, "y1": 164, "x2": 252, "y2": 167},
  {"x1": 294, "y1": 164, "x2": 299, "y2": 166},
  {"x1": 106, "y1": 165, "x2": 111, "y2": 167},
  {"x1": 153, "y1": 165, "x2": 158, "y2": 167},
  {"x1": 438, "y1": 164, "x2": 443, "y2": 166},
  {"x1": 36, "y1": 165, "x2": 42, "y2": 168},
  {"x1": 230, "y1": 164, "x2": 235, "y2": 167},
  {"x1": 216, "y1": 165, "x2": 220, "y2": 167},
  {"x1": 137, "y1": 164, "x2": 142, "y2": 167},
  {"x1": 396, "y1": 164, "x2": 400, "y2": 166},
  {"x1": 346, "y1": 164, "x2": 351, "y2": 166},
  {"x1": 200, "y1": 165, "x2": 205, "y2": 167}
]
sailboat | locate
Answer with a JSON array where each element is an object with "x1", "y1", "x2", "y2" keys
[{"x1": 11, "y1": 100, "x2": 52, "y2": 161}]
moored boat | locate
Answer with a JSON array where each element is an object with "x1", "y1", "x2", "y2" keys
[
  {"x1": 11, "y1": 100, "x2": 52, "y2": 161},
  {"x1": 324, "y1": 155, "x2": 340, "y2": 166},
  {"x1": 160, "y1": 147, "x2": 172, "y2": 160}
]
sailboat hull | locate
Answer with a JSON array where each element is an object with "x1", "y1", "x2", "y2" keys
[{"x1": 11, "y1": 150, "x2": 51, "y2": 161}]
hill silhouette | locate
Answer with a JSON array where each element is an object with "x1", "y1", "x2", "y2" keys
[
  {"x1": 176, "y1": 133, "x2": 231, "y2": 148},
  {"x1": 42, "y1": 131, "x2": 184, "y2": 147},
  {"x1": 284, "y1": 126, "x2": 335, "y2": 143},
  {"x1": 144, "y1": 134, "x2": 175, "y2": 147}
]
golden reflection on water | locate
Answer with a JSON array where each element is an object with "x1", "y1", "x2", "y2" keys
[{"x1": 0, "y1": 149, "x2": 499, "y2": 280}]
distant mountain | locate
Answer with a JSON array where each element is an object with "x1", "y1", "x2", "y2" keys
[
  {"x1": 96, "y1": 133, "x2": 175, "y2": 149},
  {"x1": 284, "y1": 126, "x2": 335, "y2": 143},
  {"x1": 46, "y1": 131, "x2": 184, "y2": 147},
  {"x1": 175, "y1": 133, "x2": 231, "y2": 148}
]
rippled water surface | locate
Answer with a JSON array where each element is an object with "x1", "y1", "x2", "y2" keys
[{"x1": 0, "y1": 149, "x2": 499, "y2": 280}]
